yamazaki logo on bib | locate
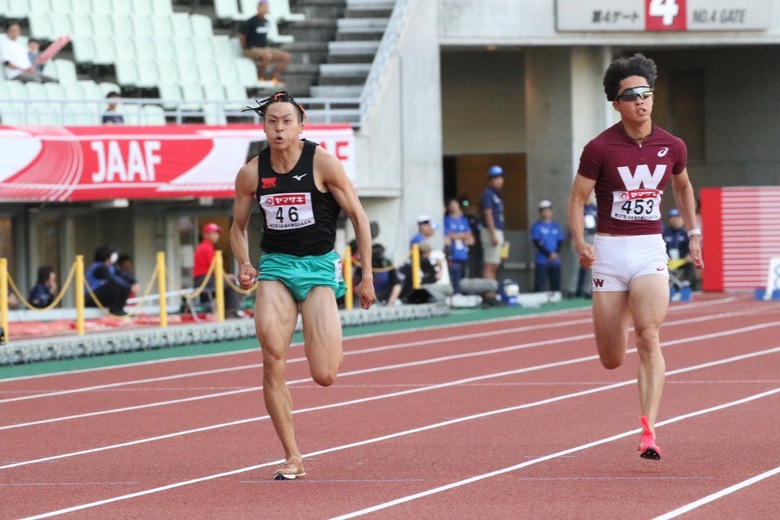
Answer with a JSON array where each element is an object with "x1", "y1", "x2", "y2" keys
[{"x1": 612, "y1": 189, "x2": 662, "y2": 220}]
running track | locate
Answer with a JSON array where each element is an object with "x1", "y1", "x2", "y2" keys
[{"x1": 1, "y1": 294, "x2": 779, "y2": 519}]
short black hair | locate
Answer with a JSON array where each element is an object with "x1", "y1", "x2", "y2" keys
[
  {"x1": 603, "y1": 53, "x2": 658, "y2": 101},
  {"x1": 106, "y1": 91, "x2": 121, "y2": 99},
  {"x1": 243, "y1": 91, "x2": 306, "y2": 123},
  {"x1": 5, "y1": 20, "x2": 20, "y2": 32},
  {"x1": 35, "y1": 265, "x2": 54, "y2": 285}
]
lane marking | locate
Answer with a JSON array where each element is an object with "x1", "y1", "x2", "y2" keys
[
  {"x1": 19, "y1": 385, "x2": 780, "y2": 519},
  {"x1": 4, "y1": 345, "x2": 780, "y2": 477},
  {"x1": 330, "y1": 388, "x2": 780, "y2": 519},
  {"x1": 653, "y1": 466, "x2": 780, "y2": 519},
  {"x1": 2, "y1": 320, "x2": 779, "y2": 430},
  {"x1": 0, "y1": 296, "x2": 743, "y2": 384}
]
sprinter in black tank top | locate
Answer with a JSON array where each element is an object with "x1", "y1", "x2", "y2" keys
[{"x1": 231, "y1": 92, "x2": 376, "y2": 480}]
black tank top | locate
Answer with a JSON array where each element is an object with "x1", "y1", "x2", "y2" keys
[{"x1": 255, "y1": 140, "x2": 341, "y2": 256}]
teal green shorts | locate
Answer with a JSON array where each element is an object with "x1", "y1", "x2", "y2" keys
[{"x1": 258, "y1": 251, "x2": 346, "y2": 302}]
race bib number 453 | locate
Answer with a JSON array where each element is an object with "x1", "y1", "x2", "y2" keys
[
  {"x1": 611, "y1": 189, "x2": 662, "y2": 221},
  {"x1": 261, "y1": 192, "x2": 315, "y2": 230}
]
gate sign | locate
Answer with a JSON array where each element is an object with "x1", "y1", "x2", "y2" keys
[
  {"x1": 0, "y1": 124, "x2": 355, "y2": 202},
  {"x1": 556, "y1": 0, "x2": 773, "y2": 32}
]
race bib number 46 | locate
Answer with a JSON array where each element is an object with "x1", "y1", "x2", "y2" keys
[
  {"x1": 261, "y1": 192, "x2": 315, "y2": 230},
  {"x1": 611, "y1": 189, "x2": 662, "y2": 221}
]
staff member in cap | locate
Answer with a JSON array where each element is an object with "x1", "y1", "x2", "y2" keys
[
  {"x1": 479, "y1": 165, "x2": 506, "y2": 306},
  {"x1": 531, "y1": 199, "x2": 564, "y2": 292},
  {"x1": 410, "y1": 214, "x2": 437, "y2": 248},
  {"x1": 193, "y1": 222, "x2": 242, "y2": 316},
  {"x1": 662, "y1": 208, "x2": 697, "y2": 289}
]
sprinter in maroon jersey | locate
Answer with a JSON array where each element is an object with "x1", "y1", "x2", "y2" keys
[{"x1": 568, "y1": 54, "x2": 703, "y2": 460}]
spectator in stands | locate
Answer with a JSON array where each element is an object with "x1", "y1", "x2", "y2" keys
[
  {"x1": 1, "y1": 21, "x2": 57, "y2": 83},
  {"x1": 85, "y1": 245, "x2": 140, "y2": 316},
  {"x1": 239, "y1": 0, "x2": 291, "y2": 87},
  {"x1": 5, "y1": 288, "x2": 19, "y2": 310},
  {"x1": 27, "y1": 38, "x2": 44, "y2": 73},
  {"x1": 102, "y1": 92, "x2": 125, "y2": 125},
  {"x1": 193, "y1": 222, "x2": 242, "y2": 316},
  {"x1": 28, "y1": 265, "x2": 57, "y2": 309}
]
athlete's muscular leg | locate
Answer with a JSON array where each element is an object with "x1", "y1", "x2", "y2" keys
[
  {"x1": 255, "y1": 281, "x2": 301, "y2": 461},
  {"x1": 592, "y1": 291, "x2": 632, "y2": 369},
  {"x1": 628, "y1": 274, "x2": 670, "y2": 434},
  {"x1": 300, "y1": 287, "x2": 343, "y2": 387}
]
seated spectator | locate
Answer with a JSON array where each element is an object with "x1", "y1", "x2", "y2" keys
[
  {"x1": 102, "y1": 92, "x2": 125, "y2": 125},
  {"x1": 1, "y1": 21, "x2": 57, "y2": 83},
  {"x1": 353, "y1": 243, "x2": 401, "y2": 306},
  {"x1": 398, "y1": 242, "x2": 443, "y2": 302},
  {"x1": 85, "y1": 245, "x2": 140, "y2": 316},
  {"x1": 27, "y1": 38, "x2": 44, "y2": 73},
  {"x1": 28, "y1": 265, "x2": 58, "y2": 309},
  {"x1": 239, "y1": 0, "x2": 291, "y2": 86},
  {"x1": 410, "y1": 214, "x2": 437, "y2": 248},
  {"x1": 663, "y1": 209, "x2": 698, "y2": 289},
  {"x1": 116, "y1": 254, "x2": 137, "y2": 298}
]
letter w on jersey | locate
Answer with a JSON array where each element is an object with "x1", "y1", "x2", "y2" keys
[{"x1": 617, "y1": 164, "x2": 666, "y2": 190}]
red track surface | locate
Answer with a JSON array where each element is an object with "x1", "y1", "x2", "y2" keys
[{"x1": 1, "y1": 293, "x2": 779, "y2": 519}]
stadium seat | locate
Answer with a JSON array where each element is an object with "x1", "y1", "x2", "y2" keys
[
  {"x1": 196, "y1": 61, "x2": 216, "y2": 85},
  {"x1": 214, "y1": 0, "x2": 242, "y2": 22},
  {"x1": 157, "y1": 59, "x2": 181, "y2": 84},
  {"x1": 131, "y1": 15, "x2": 155, "y2": 39},
  {"x1": 115, "y1": 59, "x2": 140, "y2": 87},
  {"x1": 28, "y1": 13, "x2": 56, "y2": 41},
  {"x1": 99, "y1": 82, "x2": 121, "y2": 96},
  {"x1": 44, "y1": 82, "x2": 67, "y2": 101},
  {"x1": 141, "y1": 104, "x2": 167, "y2": 125},
  {"x1": 158, "y1": 83, "x2": 182, "y2": 109},
  {"x1": 173, "y1": 38, "x2": 196, "y2": 61},
  {"x1": 150, "y1": 0, "x2": 173, "y2": 15},
  {"x1": 192, "y1": 39, "x2": 215, "y2": 60},
  {"x1": 92, "y1": 37, "x2": 117, "y2": 66},
  {"x1": 28, "y1": 0, "x2": 52, "y2": 15},
  {"x1": 180, "y1": 83, "x2": 204, "y2": 110},
  {"x1": 25, "y1": 82, "x2": 47, "y2": 100},
  {"x1": 268, "y1": 17, "x2": 294, "y2": 45},
  {"x1": 212, "y1": 35, "x2": 233, "y2": 60},
  {"x1": 72, "y1": 36, "x2": 97, "y2": 64},
  {"x1": 91, "y1": 0, "x2": 112, "y2": 15},
  {"x1": 120, "y1": 103, "x2": 142, "y2": 125},
  {"x1": 110, "y1": 0, "x2": 134, "y2": 16},
  {"x1": 176, "y1": 60, "x2": 200, "y2": 85},
  {"x1": 69, "y1": 0, "x2": 91, "y2": 14},
  {"x1": 268, "y1": 0, "x2": 306, "y2": 23},
  {"x1": 223, "y1": 84, "x2": 248, "y2": 111},
  {"x1": 135, "y1": 36, "x2": 162, "y2": 61},
  {"x1": 114, "y1": 37, "x2": 138, "y2": 61},
  {"x1": 63, "y1": 103, "x2": 99, "y2": 125},
  {"x1": 91, "y1": 14, "x2": 115, "y2": 39},
  {"x1": 135, "y1": 61, "x2": 159, "y2": 89},
  {"x1": 62, "y1": 82, "x2": 85, "y2": 100},
  {"x1": 2, "y1": 0, "x2": 30, "y2": 19},
  {"x1": 171, "y1": 13, "x2": 193, "y2": 38},
  {"x1": 68, "y1": 13, "x2": 91, "y2": 37},
  {"x1": 190, "y1": 14, "x2": 214, "y2": 38},
  {"x1": 151, "y1": 15, "x2": 174, "y2": 37},
  {"x1": 80, "y1": 80, "x2": 105, "y2": 101},
  {"x1": 130, "y1": 0, "x2": 154, "y2": 15},
  {"x1": 53, "y1": 59, "x2": 79, "y2": 84},
  {"x1": 235, "y1": 58, "x2": 261, "y2": 88}
]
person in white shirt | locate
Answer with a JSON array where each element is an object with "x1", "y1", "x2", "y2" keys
[{"x1": 2, "y1": 21, "x2": 57, "y2": 83}]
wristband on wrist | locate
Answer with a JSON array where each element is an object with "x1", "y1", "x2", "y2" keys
[{"x1": 687, "y1": 228, "x2": 701, "y2": 238}]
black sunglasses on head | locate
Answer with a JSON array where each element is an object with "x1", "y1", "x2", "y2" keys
[{"x1": 616, "y1": 86, "x2": 654, "y2": 102}]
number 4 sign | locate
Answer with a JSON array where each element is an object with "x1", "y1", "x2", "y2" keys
[{"x1": 646, "y1": 0, "x2": 687, "y2": 30}]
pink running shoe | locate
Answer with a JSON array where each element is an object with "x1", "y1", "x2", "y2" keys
[{"x1": 638, "y1": 416, "x2": 661, "y2": 460}]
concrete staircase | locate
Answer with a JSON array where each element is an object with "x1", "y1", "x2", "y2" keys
[{"x1": 287, "y1": 0, "x2": 394, "y2": 124}]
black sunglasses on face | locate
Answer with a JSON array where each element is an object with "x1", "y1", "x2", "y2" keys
[{"x1": 616, "y1": 86, "x2": 654, "y2": 102}]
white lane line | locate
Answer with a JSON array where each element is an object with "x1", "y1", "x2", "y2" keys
[
  {"x1": 0, "y1": 295, "x2": 743, "y2": 384},
  {"x1": 20, "y1": 383, "x2": 780, "y2": 519},
  {"x1": 0, "y1": 305, "x2": 760, "y2": 401},
  {"x1": 0, "y1": 317, "x2": 595, "y2": 402},
  {"x1": 330, "y1": 387, "x2": 780, "y2": 520},
  {"x1": 4, "y1": 343, "x2": 779, "y2": 480},
  {"x1": 653, "y1": 466, "x2": 780, "y2": 519},
  {"x1": 2, "y1": 320, "x2": 778, "y2": 431}
]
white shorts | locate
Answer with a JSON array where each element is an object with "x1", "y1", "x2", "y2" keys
[{"x1": 591, "y1": 234, "x2": 669, "y2": 291}]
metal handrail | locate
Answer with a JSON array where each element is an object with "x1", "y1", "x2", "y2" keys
[
  {"x1": 0, "y1": 96, "x2": 361, "y2": 126},
  {"x1": 359, "y1": 0, "x2": 415, "y2": 126}
]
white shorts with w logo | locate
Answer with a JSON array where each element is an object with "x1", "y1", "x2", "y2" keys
[{"x1": 591, "y1": 234, "x2": 669, "y2": 291}]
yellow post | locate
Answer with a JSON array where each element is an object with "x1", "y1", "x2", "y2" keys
[
  {"x1": 157, "y1": 251, "x2": 167, "y2": 328},
  {"x1": 412, "y1": 243, "x2": 421, "y2": 289},
  {"x1": 215, "y1": 250, "x2": 225, "y2": 322},
  {"x1": 1, "y1": 258, "x2": 8, "y2": 344},
  {"x1": 343, "y1": 245, "x2": 353, "y2": 310},
  {"x1": 75, "y1": 255, "x2": 85, "y2": 335}
]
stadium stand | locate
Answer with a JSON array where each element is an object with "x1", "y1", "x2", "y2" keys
[{"x1": 0, "y1": 0, "x2": 382, "y2": 126}]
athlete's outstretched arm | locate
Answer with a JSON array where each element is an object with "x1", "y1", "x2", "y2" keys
[
  {"x1": 231, "y1": 158, "x2": 260, "y2": 290},
  {"x1": 314, "y1": 148, "x2": 375, "y2": 310},
  {"x1": 568, "y1": 174, "x2": 597, "y2": 269},
  {"x1": 671, "y1": 168, "x2": 703, "y2": 269}
]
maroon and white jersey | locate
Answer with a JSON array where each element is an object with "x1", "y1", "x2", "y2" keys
[{"x1": 577, "y1": 123, "x2": 687, "y2": 235}]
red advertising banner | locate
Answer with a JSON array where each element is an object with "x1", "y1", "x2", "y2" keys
[{"x1": 0, "y1": 124, "x2": 355, "y2": 202}]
